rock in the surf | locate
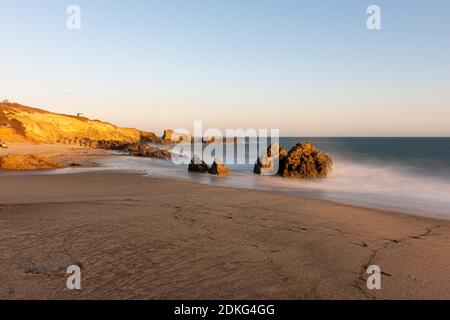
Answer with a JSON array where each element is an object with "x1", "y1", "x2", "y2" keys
[
  {"x1": 254, "y1": 143, "x2": 287, "y2": 175},
  {"x1": 162, "y1": 129, "x2": 191, "y2": 144},
  {"x1": 188, "y1": 156, "x2": 210, "y2": 173},
  {"x1": 208, "y1": 159, "x2": 231, "y2": 176},
  {"x1": 279, "y1": 142, "x2": 333, "y2": 179}
]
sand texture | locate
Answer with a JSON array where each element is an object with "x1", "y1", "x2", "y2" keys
[{"x1": 0, "y1": 172, "x2": 449, "y2": 299}]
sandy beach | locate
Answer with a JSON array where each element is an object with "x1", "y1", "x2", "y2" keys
[
  {"x1": 0, "y1": 143, "x2": 111, "y2": 168},
  {"x1": 0, "y1": 170, "x2": 449, "y2": 300},
  {"x1": 3, "y1": 0, "x2": 450, "y2": 304}
]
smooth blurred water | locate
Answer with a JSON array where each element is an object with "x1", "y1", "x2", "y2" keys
[
  {"x1": 8, "y1": 138, "x2": 449, "y2": 219},
  {"x1": 281, "y1": 137, "x2": 450, "y2": 181},
  {"x1": 168, "y1": 137, "x2": 450, "y2": 179},
  {"x1": 95, "y1": 138, "x2": 450, "y2": 219}
]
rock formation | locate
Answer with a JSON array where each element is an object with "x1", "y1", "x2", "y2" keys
[
  {"x1": 279, "y1": 147, "x2": 287, "y2": 160},
  {"x1": 58, "y1": 137, "x2": 171, "y2": 160},
  {"x1": 162, "y1": 129, "x2": 191, "y2": 144},
  {"x1": 279, "y1": 143, "x2": 333, "y2": 179},
  {"x1": 188, "y1": 156, "x2": 210, "y2": 173},
  {"x1": 0, "y1": 154, "x2": 64, "y2": 170},
  {"x1": 125, "y1": 142, "x2": 172, "y2": 160},
  {"x1": 139, "y1": 131, "x2": 161, "y2": 144},
  {"x1": 208, "y1": 159, "x2": 231, "y2": 176},
  {"x1": 254, "y1": 143, "x2": 287, "y2": 175},
  {"x1": 162, "y1": 129, "x2": 174, "y2": 143}
]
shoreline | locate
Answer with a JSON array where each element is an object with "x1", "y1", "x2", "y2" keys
[
  {"x1": 3, "y1": 168, "x2": 449, "y2": 224},
  {"x1": 1, "y1": 143, "x2": 449, "y2": 220},
  {"x1": 0, "y1": 171, "x2": 449, "y2": 299},
  {"x1": 2, "y1": 163, "x2": 446, "y2": 222}
]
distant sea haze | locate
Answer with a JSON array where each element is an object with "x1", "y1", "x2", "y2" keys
[{"x1": 166, "y1": 137, "x2": 450, "y2": 219}]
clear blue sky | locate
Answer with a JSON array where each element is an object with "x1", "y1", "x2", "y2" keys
[{"x1": 1, "y1": 0, "x2": 449, "y2": 136}]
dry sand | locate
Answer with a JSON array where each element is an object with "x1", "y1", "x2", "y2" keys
[{"x1": 0, "y1": 171, "x2": 449, "y2": 300}]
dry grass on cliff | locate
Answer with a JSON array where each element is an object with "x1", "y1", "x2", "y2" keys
[{"x1": 0, "y1": 101, "x2": 156, "y2": 143}]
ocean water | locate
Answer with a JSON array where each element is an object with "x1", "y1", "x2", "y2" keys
[
  {"x1": 95, "y1": 138, "x2": 450, "y2": 219},
  {"x1": 7, "y1": 138, "x2": 449, "y2": 219}
]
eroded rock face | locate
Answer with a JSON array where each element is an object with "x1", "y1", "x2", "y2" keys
[
  {"x1": 279, "y1": 143, "x2": 333, "y2": 179},
  {"x1": 279, "y1": 147, "x2": 287, "y2": 159},
  {"x1": 139, "y1": 131, "x2": 161, "y2": 144},
  {"x1": 0, "y1": 101, "x2": 160, "y2": 144},
  {"x1": 0, "y1": 154, "x2": 64, "y2": 170},
  {"x1": 188, "y1": 156, "x2": 210, "y2": 173},
  {"x1": 126, "y1": 142, "x2": 172, "y2": 160},
  {"x1": 208, "y1": 159, "x2": 231, "y2": 176},
  {"x1": 126, "y1": 142, "x2": 149, "y2": 154},
  {"x1": 143, "y1": 147, "x2": 172, "y2": 161},
  {"x1": 254, "y1": 143, "x2": 287, "y2": 175},
  {"x1": 58, "y1": 138, "x2": 171, "y2": 160},
  {"x1": 162, "y1": 129, "x2": 174, "y2": 142},
  {"x1": 162, "y1": 129, "x2": 191, "y2": 144}
]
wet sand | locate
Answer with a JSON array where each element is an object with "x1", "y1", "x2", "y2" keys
[{"x1": 0, "y1": 171, "x2": 449, "y2": 299}]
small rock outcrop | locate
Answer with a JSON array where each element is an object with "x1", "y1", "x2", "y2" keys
[
  {"x1": 208, "y1": 159, "x2": 231, "y2": 176},
  {"x1": 139, "y1": 131, "x2": 161, "y2": 144},
  {"x1": 162, "y1": 129, "x2": 191, "y2": 144},
  {"x1": 188, "y1": 156, "x2": 210, "y2": 173},
  {"x1": 254, "y1": 143, "x2": 287, "y2": 175},
  {"x1": 126, "y1": 142, "x2": 172, "y2": 160},
  {"x1": 58, "y1": 138, "x2": 171, "y2": 160},
  {"x1": 279, "y1": 143, "x2": 333, "y2": 179},
  {"x1": 126, "y1": 142, "x2": 150, "y2": 155},
  {"x1": 142, "y1": 147, "x2": 172, "y2": 160},
  {"x1": 0, "y1": 154, "x2": 64, "y2": 170},
  {"x1": 162, "y1": 129, "x2": 174, "y2": 142}
]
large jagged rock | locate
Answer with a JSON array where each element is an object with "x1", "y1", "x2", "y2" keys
[
  {"x1": 279, "y1": 143, "x2": 333, "y2": 179},
  {"x1": 162, "y1": 129, "x2": 191, "y2": 144},
  {"x1": 188, "y1": 156, "x2": 210, "y2": 173},
  {"x1": 0, "y1": 154, "x2": 64, "y2": 170},
  {"x1": 254, "y1": 143, "x2": 287, "y2": 175},
  {"x1": 208, "y1": 159, "x2": 231, "y2": 176},
  {"x1": 162, "y1": 129, "x2": 174, "y2": 143}
]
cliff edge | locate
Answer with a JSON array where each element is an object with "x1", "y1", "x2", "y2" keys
[{"x1": 0, "y1": 101, "x2": 159, "y2": 144}]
